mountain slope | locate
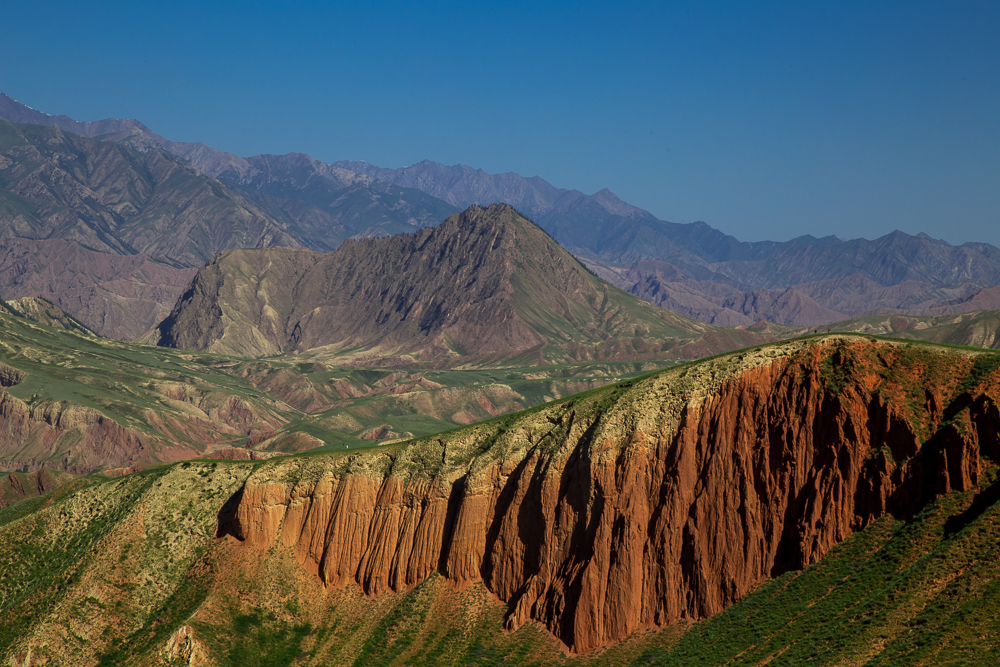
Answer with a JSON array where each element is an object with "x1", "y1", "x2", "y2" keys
[
  {"x1": 0, "y1": 120, "x2": 300, "y2": 267},
  {"x1": 0, "y1": 93, "x2": 252, "y2": 179},
  {"x1": 150, "y1": 204, "x2": 763, "y2": 365},
  {"x1": 0, "y1": 468, "x2": 76, "y2": 508},
  {"x1": 830, "y1": 309, "x2": 1000, "y2": 349},
  {"x1": 0, "y1": 308, "x2": 302, "y2": 474},
  {"x1": 4, "y1": 336, "x2": 1000, "y2": 662},
  {"x1": 0, "y1": 296, "x2": 94, "y2": 335},
  {"x1": 0, "y1": 237, "x2": 195, "y2": 339},
  {"x1": 229, "y1": 155, "x2": 460, "y2": 241}
]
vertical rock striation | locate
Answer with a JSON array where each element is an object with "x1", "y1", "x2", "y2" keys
[{"x1": 232, "y1": 338, "x2": 1000, "y2": 652}]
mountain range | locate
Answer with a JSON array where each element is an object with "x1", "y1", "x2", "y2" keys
[{"x1": 2, "y1": 93, "x2": 999, "y2": 337}]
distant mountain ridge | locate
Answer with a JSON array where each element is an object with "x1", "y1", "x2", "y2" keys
[
  {"x1": 587, "y1": 255, "x2": 1000, "y2": 328},
  {"x1": 3, "y1": 93, "x2": 1000, "y2": 334},
  {"x1": 0, "y1": 94, "x2": 460, "y2": 244},
  {"x1": 0, "y1": 93, "x2": 253, "y2": 179},
  {"x1": 4, "y1": 93, "x2": 995, "y2": 283}
]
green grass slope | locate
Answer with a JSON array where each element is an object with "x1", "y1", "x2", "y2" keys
[{"x1": 0, "y1": 306, "x2": 674, "y2": 472}]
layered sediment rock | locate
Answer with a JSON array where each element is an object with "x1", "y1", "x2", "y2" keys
[
  {"x1": 0, "y1": 392, "x2": 163, "y2": 474},
  {"x1": 232, "y1": 338, "x2": 1000, "y2": 652},
  {"x1": 0, "y1": 388, "x2": 286, "y2": 474},
  {"x1": 0, "y1": 468, "x2": 75, "y2": 507}
]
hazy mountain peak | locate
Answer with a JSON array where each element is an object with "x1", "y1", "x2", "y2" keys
[
  {"x1": 586, "y1": 187, "x2": 642, "y2": 218},
  {"x1": 0, "y1": 92, "x2": 252, "y2": 180}
]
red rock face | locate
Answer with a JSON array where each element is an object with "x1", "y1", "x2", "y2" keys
[
  {"x1": 232, "y1": 339, "x2": 1000, "y2": 652},
  {"x1": 0, "y1": 468, "x2": 73, "y2": 507}
]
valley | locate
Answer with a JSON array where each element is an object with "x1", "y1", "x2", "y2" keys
[{"x1": 0, "y1": 302, "x2": 678, "y2": 475}]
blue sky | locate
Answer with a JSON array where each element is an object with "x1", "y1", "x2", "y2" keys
[{"x1": 3, "y1": 1, "x2": 998, "y2": 245}]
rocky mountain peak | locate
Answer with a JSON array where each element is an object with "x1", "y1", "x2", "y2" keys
[{"x1": 151, "y1": 203, "x2": 744, "y2": 364}]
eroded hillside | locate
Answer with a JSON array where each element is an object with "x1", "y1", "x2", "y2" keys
[
  {"x1": 232, "y1": 336, "x2": 1000, "y2": 652},
  {"x1": 4, "y1": 336, "x2": 1000, "y2": 664}
]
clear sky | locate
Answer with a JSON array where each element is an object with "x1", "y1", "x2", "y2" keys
[{"x1": 3, "y1": 1, "x2": 998, "y2": 246}]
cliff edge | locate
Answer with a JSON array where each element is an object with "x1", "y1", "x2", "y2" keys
[{"x1": 231, "y1": 336, "x2": 1000, "y2": 652}]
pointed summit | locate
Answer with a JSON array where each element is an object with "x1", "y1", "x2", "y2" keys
[{"x1": 152, "y1": 204, "x2": 760, "y2": 365}]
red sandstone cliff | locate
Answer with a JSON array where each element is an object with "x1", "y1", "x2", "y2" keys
[{"x1": 231, "y1": 337, "x2": 1000, "y2": 652}]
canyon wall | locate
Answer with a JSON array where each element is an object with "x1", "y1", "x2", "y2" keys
[{"x1": 232, "y1": 337, "x2": 1000, "y2": 652}]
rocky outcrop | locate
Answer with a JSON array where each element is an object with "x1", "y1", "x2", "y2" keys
[
  {"x1": 161, "y1": 625, "x2": 208, "y2": 667},
  {"x1": 231, "y1": 338, "x2": 1000, "y2": 652},
  {"x1": 0, "y1": 468, "x2": 75, "y2": 507},
  {"x1": 207, "y1": 447, "x2": 285, "y2": 461},
  {"x1": 0, "y1": 363, "x2": 25, "y2": 388}
]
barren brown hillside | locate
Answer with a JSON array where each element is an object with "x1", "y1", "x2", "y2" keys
[{"x1": 151, "y1": 204, "x2": 766, "y2": 365}]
